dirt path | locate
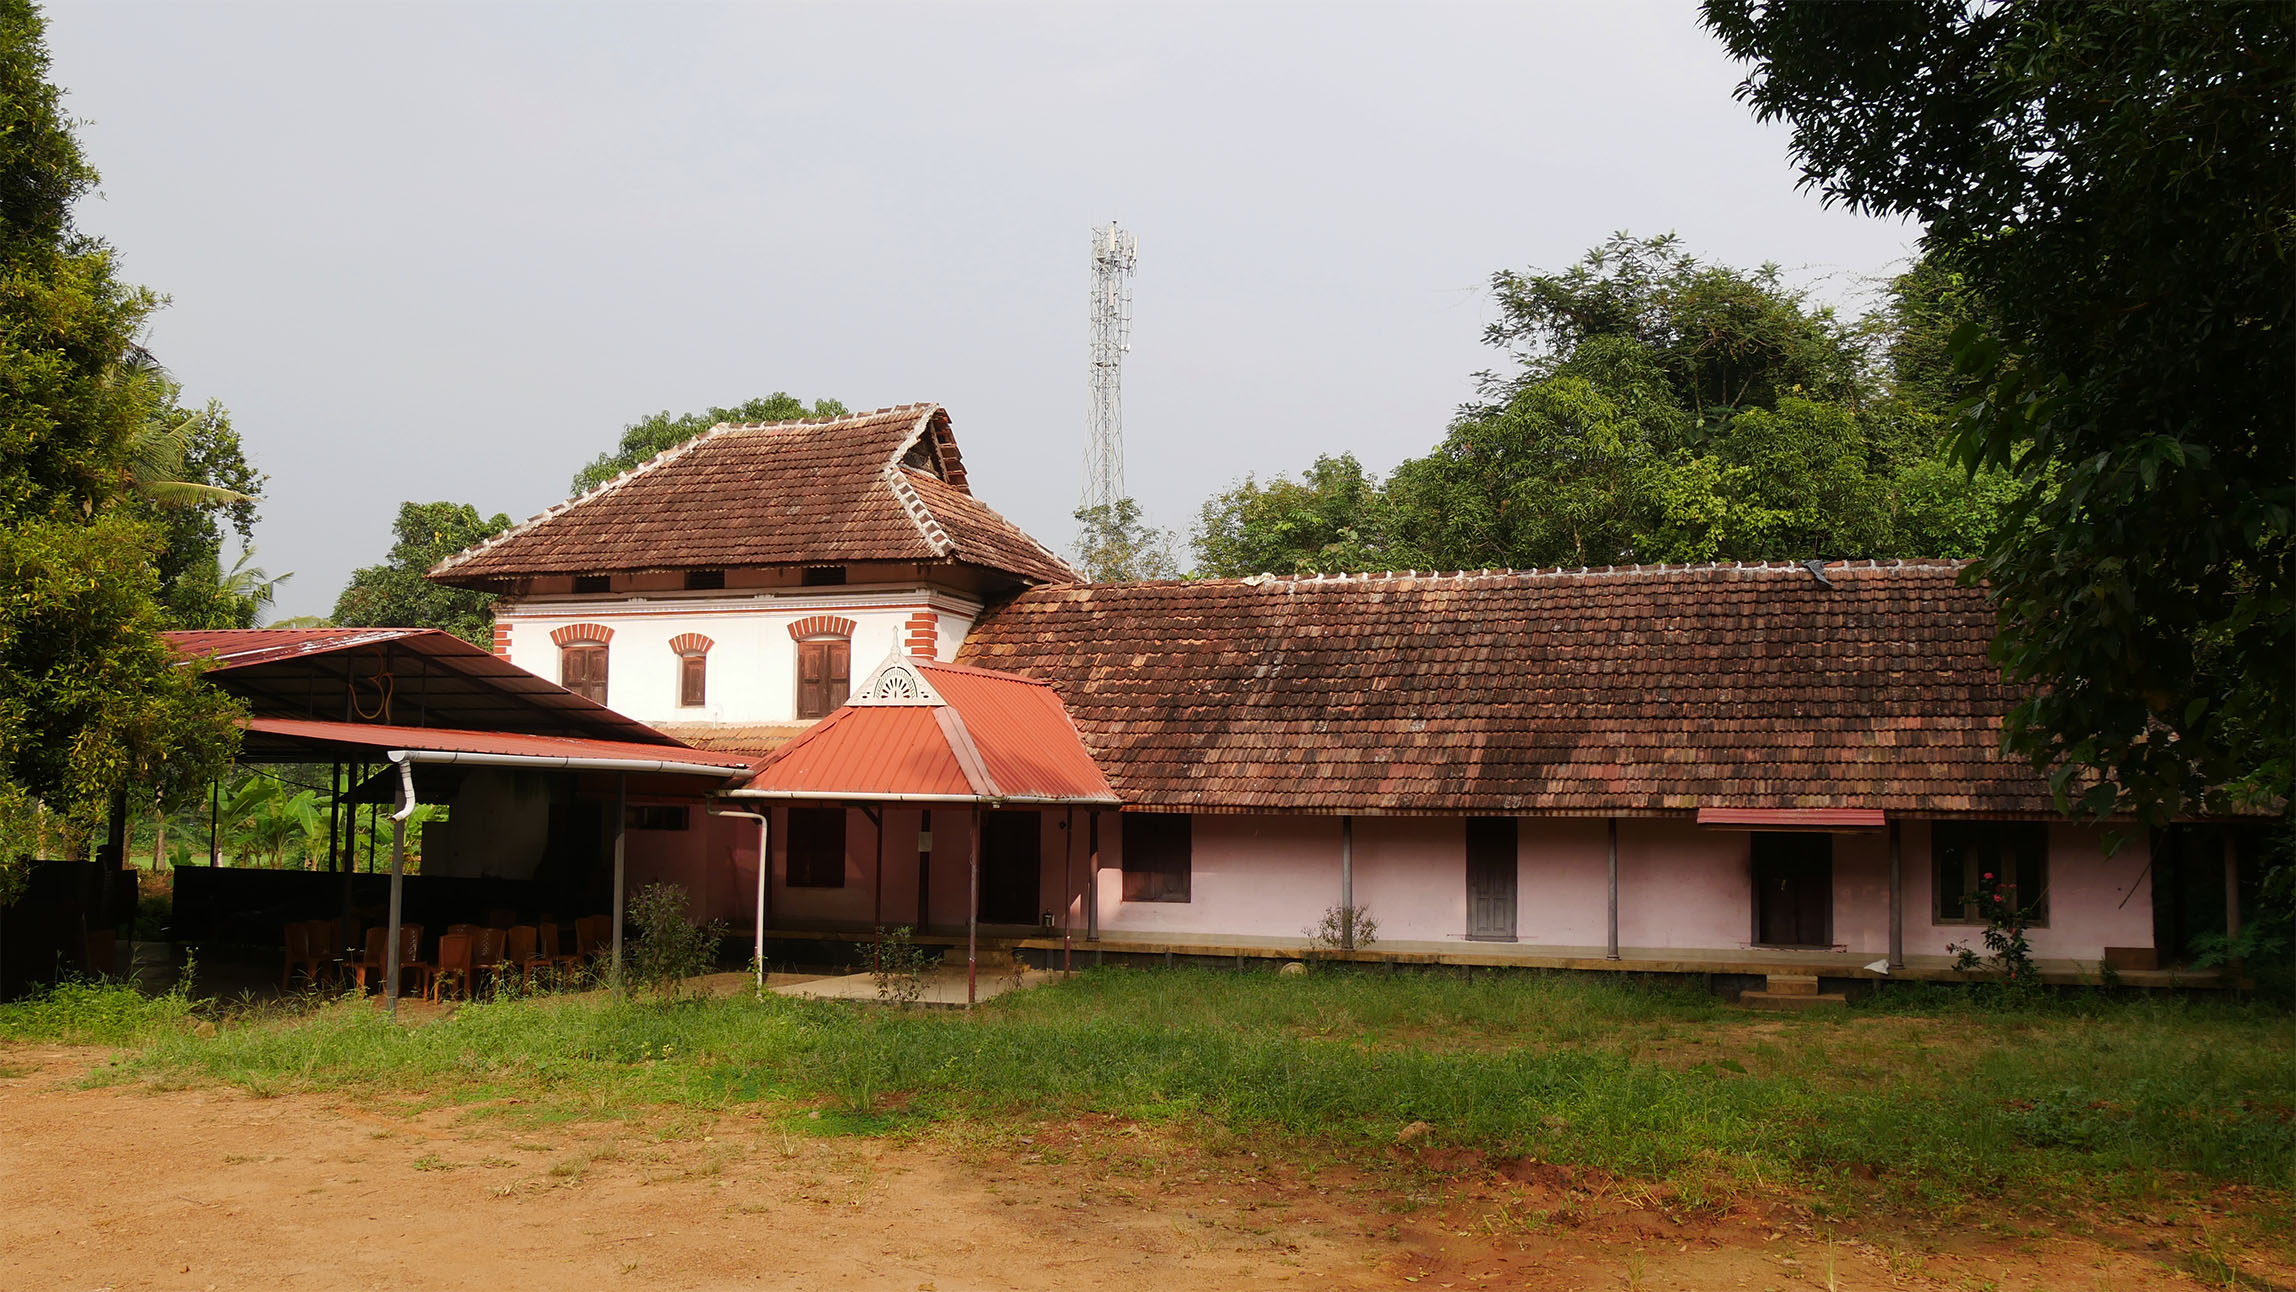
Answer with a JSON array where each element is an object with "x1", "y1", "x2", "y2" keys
[{"x1": 0, "y1": 1047, "x2": 2272, "y2": 1291}]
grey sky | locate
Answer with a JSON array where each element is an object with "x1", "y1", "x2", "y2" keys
[{"x1": 47, "y1": 1, "x2": 1913, "y2": 619}]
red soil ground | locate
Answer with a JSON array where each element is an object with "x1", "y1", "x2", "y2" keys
[{"x1": 0, "y1": 1046, "x2": 2278, "y2": 1291}]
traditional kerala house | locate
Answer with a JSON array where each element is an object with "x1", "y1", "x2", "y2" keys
[{"x1": 423, "y1": 404, "x2": 2263, "y2": 990}]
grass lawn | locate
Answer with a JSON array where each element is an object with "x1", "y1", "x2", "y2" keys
[{"x1": 7, "y1": 967, "x2": 2291, "y2": 1236}]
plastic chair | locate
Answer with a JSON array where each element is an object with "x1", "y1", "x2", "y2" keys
[
  {"x1": 534, "y1": 922, "x2": 582, "y2": 987},
  {"x1": 486, "y1": 908, "x2": 518, "y2": 930},
  {"x1": 350, "y1": 926, "x2": 388, "y2": 993},
  {"x1": 471, "y1": 927, "x2": 508, "y2": 994},
  {"x1": 574, "y1": 915, "x2": 611, "y2": 963},
  {"x1": 395, "y1": 923, "x2": 432, "y2": 998},
  {"x1": 282, "y1": 921, "x2": 335, "y2": 991},
  {"x1": 431, "y1": 932, "x2": 475, "y2": 1002},
  {"x1": 503, "y1": 925, "x2": 542, "y2": 986}
]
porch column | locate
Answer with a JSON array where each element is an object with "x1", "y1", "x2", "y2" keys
[
  {"x1": 1085, "y1": 811, "x2": 1099, "y2": 942},
  {"x1": 1887, "y1": 819, "x2": 1905, "y2": 969},
  {"x1": 916, "y1": 810, "x2": 932, "y2": 931},
  {"x1": 609, "y1": 774, "x2": 626, "y2": 994},
  {"x1": 1605, "y1": 818, "x2": 1619, "y2": 961},
  {"x1": 1062, "y1": 807, "x2": 1076, "y2": 971},
  {"x1": 1340, "y1": 816, "x2": 1356, "y2": 951},
  {"x1": 2225, "y1": 840, "x2": 2243, "y2": 942},
  {"x1": 868, "y1": 807, "x2": 885, "y2": 933},
  {"x1": 966, "y1": 805, "x2": 981, "y2": 1007},
  {"x1": 384, "y1": 760, "x2": 411, "y2": 1017}
]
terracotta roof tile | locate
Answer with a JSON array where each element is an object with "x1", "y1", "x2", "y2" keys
[
  {"x1": 428, "y1": 405, "x2": 1073, "y2": 587},
  {"x1": 956, "y1": 562, "x2": 2059, "y2": 818}
]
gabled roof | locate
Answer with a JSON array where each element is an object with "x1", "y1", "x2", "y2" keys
[
  {"x1": 733, "y1": 656, "x2": 1117, "y2": 805},
  {"x1": 426, "y1": 404, "x2": 1074, "y2": 589},
  {"x1": 955, "y1": 561, "x2": 2066, "y2": 819},
  {"x1": 165, "y1": 627, "x2": 681, "y2": 747}
]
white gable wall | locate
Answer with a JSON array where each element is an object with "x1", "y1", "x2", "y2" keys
[{"x1": 495, "y1": 584, "x2": 978, "y2": 727}]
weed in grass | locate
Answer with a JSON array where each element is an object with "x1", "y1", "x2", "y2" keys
[{"x1": 411, "y1": 1154, "x2": 456, "y2": 1171}]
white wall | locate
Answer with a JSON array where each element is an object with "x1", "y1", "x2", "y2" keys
[{"x1": 495, "y1": 585, "x2": 981, "y2": 726}]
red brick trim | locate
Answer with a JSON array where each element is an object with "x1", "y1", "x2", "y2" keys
[
  {"x1": 902, "y1": 609, "x2": 938, "y2": 658},
  {"x1": 551, "y1": 622, "x2": 614, "y2": 647},
  {"x1": 669, "y1": 632, "x2": 714, "y2": 656},
  {"x1": 491, "y1": 623, "x2": 513, "y2": 657},
  {"x1": 788, "y1": 615, "x2": 856, "y2": 641}
]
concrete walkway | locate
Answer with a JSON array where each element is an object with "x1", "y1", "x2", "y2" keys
[{"x1": 771, "y1": 965, "x2": 1063, "y2": 1007}]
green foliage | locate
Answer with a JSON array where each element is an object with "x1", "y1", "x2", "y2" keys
[
  {"x1": 1194, "y1": 238, "x2": 2018, "y2": 577},
  {"x1": 624, "y1": 882, "x2": 728, "y2": 997},
  {"x1": 332, "y1": 501, "x2": 511, "y2": 645},
  {"x1": 1301, "y1": 905, "x2": 1378, "y2": 956},
  {"x1": 1072, "y1": 497, "x2": 1179, "y2": 582},
  {"x1": 0, "y1": 964, "x2": 198, "y2": 1045},
  {"x1": 868, "y1": 926, "x2": 932, "y2": 1007},
  {"x1": 568, "y1": 393, "x2": 846, "y2": 497},
  {"x1": 0, "y1": 1, "x2": 244, "y2": 893},
  {"x1": 1702, "y1": 1, "x2": 2294, "y2": 827},
  {"x1": 1193, "y1": 454, "x2": 1389, "y2": 576}
]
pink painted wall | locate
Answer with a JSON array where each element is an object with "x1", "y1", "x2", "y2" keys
[
  {"x1": 1613, "y1": 821, "x2": 1753, "y2": 950},
  {"x1": 1516, "y1": 819, "x2": 1610, "y2": 945},
  {"x1": 1899, "y1": 819, "x2": 2153, "y2": 960},
  {"x1": 1352, "y1": 815, "x2": 1466, "y2": 942},
  {"x1": 1093, "y1": 813, "x2": 1345, "y2": 939}
]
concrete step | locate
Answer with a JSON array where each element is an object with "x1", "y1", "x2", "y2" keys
[
  {"x1": 1764, "y1": 973, "x2": 1822, "y2": 996},
  {"x1": 1738, "y1": 988, "x2": 1848, "y2": 1010}
]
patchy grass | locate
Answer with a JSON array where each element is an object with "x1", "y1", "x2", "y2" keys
[
  {"x1": 52, "y1": 967, "x2": 2294, "y2": 1223},
  {"x1": 0, "y1": 974, "x2": 199, "y2": 1046}
]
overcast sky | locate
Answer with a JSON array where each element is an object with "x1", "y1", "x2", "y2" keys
[{"x1": 47, "y1": 1, "x2": 1914, "y2": 618}]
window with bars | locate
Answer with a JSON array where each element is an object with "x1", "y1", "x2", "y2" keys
[
  {"x1": 796, "y1": 638, "x2": 850, "y2": 719},
  {"x1": 560, "y1": 644, "x2": 608, "y2": 704},
  {"x1": 1933, "y1": 821, "x2": 2050, "y2": 926},
  {"x1": 786, "y1": 807, "x2": 847, "y2": 888},
  {"x1": 1121, "y1": 813, "x2": 1191, "y2": 903}
]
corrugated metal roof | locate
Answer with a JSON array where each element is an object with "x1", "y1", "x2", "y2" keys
[
  {"x1": 239, "y1": 717, "x2": 756, "y2": 772},
  {"x1": 166, "y1": 627, "x2": 678, "y2": 747},
  {"x1": 738, "y1": 659, "x2": 1116, "y2": 804}
]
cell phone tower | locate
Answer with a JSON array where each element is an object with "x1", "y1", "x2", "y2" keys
[{"x1": 1083, "y1": 222, "x2": 1139, "y2": 516}]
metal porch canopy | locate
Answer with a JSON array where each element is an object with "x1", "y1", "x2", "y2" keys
[{"x1": 725, "y1": 656, "x2": 1118, "y2": 1005}]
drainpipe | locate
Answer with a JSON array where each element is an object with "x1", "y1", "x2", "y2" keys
[
  {"x1": 708, "y1": 808, "x2": 770, "y2": 989},
  {"x1": 1340, "y1": 816, "x2": 1356, "y2": 952},
  {"x1": 1606, "y1": 818, "x2": 1619, "y2": 961},
  {"x1": 1887, "y1": 819, "x2": 1905, "y2": 970},
  {"x1": 1062, "y1": 807, "x2": 1075, "y2": 972}
]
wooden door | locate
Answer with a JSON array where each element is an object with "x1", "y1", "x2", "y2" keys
[
  {"x1": 1465, "y1": 817, "x2": 1518, "y2": 942},
  {"x1": 560, "y1": 646, "x2": 608, "y2": 705},
  {"x1": 1752, "y1": 833, "x2": 1832, "y2": 948},
  {"x1": 796, "y1": 640, "x2": 850, "y2": 719},
  {"x1": 978, "y1": 811, "x2": 1041, "y2": 925}
]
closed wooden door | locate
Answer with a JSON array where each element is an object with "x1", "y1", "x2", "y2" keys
[
  {"x1": 1752, "y1": 833, "x2": 1832, "y2": 948},
  {"x1": 978, "y1": 810, "x2": 1041, "y2": 925},
  {"x1": 1466, "y1": 817, "x2": 1518, "y2": 942}
]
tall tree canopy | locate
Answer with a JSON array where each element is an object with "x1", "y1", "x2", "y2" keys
[
  {"x1": 1702, "y1": 1, "x2": 2293, "y2": 824},
  {"x1": 333, "y1": 502, "x2": 512, "y2": 645},
  {"x1": 569, "y1": 393, "x2": 846, "y2": 496},
  {"x1": 0, "y1": 0, "x2": 240, "y2": 882},
  {"x1": 1195, "y1": 235, "x2": 2010, "y2": 577}
]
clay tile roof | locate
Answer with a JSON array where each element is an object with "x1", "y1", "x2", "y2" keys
[
  {"x1": 954, "y1": 562, "x2": 2066, "y2": 819},
  {"x1": 427, "y1": 404, "x2": 1073, "y2": 588}
]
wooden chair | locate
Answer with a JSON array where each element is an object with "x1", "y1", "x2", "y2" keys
[{"x1": 430, "y1": 932, "x2": 475, "y2": 1002}]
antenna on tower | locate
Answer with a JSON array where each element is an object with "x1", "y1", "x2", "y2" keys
[{"x1": 1083, "y1": 221, "x2": 1138, "y2": 517}]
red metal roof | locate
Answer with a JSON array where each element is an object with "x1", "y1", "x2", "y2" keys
[
  {"x1": 1696, "y1": 807, "x2": 1887, "y2": 830},
  {"x1": 239, "y1": 718, "x2": 756, "y2": 774},
  {"x1": 738, "y1": 659, "x2": 1117, "y2": 804},
  {"x1": 165, "y1": 627, "x2": 678, "y2": 747}
]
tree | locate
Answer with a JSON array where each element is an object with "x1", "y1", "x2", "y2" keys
[
  {"x1": 1704, "y1": 1, "x2": 2294, "y2": 824},
  {"x1": 1073, "y1": 499, "x2": 1179, "y2": 583},
  {"x1": 333, "y1": 502, "x2": 512, "y2": 644},
  {"x1": 0, "y1": 0, "x2": 240, "y2": 888},
  {"x1": 1193, "y1": 454, "x2": 1389, "y2": 577},
  {"x1": 570, "y1": 393, "x2": 847, "y2": 496}
]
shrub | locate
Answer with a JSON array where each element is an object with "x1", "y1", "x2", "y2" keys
[{"x1": 624, "y1": 883, "x2": 728, "y2": 997}]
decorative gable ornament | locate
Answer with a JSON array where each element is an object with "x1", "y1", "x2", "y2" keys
[{"x1": 847, "y1": 653, "x2": 946, "y2": 707}]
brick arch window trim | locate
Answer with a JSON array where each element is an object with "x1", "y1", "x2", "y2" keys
[
  {"x1": 787, "y1": 615, "x2": 856, "y2": 642},
  {"x1": 551, "y1": 623, "x2": 614, "y2": 647},
  {"x1": 669, "y1": 632, "x2": 715, "y2": 656}
]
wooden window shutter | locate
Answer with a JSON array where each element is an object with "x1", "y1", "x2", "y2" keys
[
  {"x1": 797, "y1": 641, "x2": 829, "y2": 719},
  {"x1": 561, "y1": 645, "x2": 608, "y2": 705},
  {"x1": 679, "y1": 653, "x2": 706, "y2": 707},
  {"x1": 828, "y1": 640, "x2": 851, "y2": 709}
]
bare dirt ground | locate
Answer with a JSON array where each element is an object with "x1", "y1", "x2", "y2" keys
[{"x1": 0, "y1": 1046, "x2": 2278, "y2": 1292}]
